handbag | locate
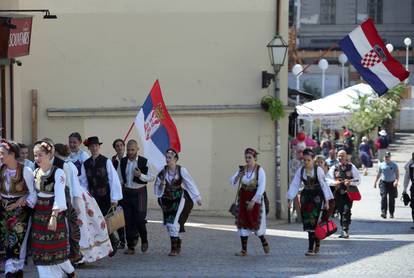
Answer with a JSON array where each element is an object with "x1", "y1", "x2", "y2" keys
[
  {"x1": 347, "y1": 185, "x2": 361, "y2": 201},
  {"x1": 402, "y1": 192, "x2": 411, "y2": 206},
  {"x1": 105, "y1": 206, "x2": 125, "y2": 234},
  {"x1": 315, "y1": 204, "x2": 337, "y2": 240}
]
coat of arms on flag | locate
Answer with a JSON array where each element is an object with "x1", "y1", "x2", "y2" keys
[{"x1": 339, "y1": 18, "x2": 409, "y2": 96}]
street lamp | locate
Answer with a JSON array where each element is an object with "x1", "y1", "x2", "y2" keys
[
  {"x1": 338, "y1": 53, "x2": 348, "y2": 90},
  {"x1": 292, "y1": 64, "x2": 303, "y2": 91},
  {"x1": 318, "y1": 58, "x2": 329, "y2": 98},
  {"x1": 404, "y1": 37, "x2": 411, "y2": 84},
  {"x1": 262, "y1": 35, "x2": 288, "y2": 88},
  {"x1": 386, "y1": 43, "x2": 394, "y2": 53}
]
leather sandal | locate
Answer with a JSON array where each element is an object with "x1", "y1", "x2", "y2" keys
[{"x1": 234, "y1": 250, "x2": 248, "y2": 256}]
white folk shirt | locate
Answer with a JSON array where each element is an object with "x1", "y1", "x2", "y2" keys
[
  {"x1": 230, "y1": 166, "x2": 266, "y2": 204},
  {"x1": 287, "y1": 166, "x2": 334, "y2": 201},
  {"x1": 36, "y1": 168, "x2": 67, "y2": 212},
  {"x1": 79, "y1": 158, "x2": 123, "y2": 202},
  {"x1": 117, "y1": 157, "x2": 153, "y2": 190},
  {"x1": 1, "y1": 166, "x2": 37, "y2": 208},
  {"x1": 326, "y1": 163, "x2": 361, "y2": 187},
  {"x1": 154, "y1": 166, "x2": 201, "y2": 202},
  {"x1": 69, "y1": 149, "x2": 90, "y2": 165}
]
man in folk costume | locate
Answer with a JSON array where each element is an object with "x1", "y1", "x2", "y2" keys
[
  {"x1": 117, "y1": 140, "x2": 153, "y2": 254},
  {"x1": 79, "y1": 136, "x2": 123, "y2": 257},
  {"x1": 327, "y1": 150, "x2": 360, "y2": 238},
  {"x1": 111, "y1": 138, "x2": 126, "y2": 249},
  {"x1": 403, "y1": 152, "x2": 414, "y2": 229}
]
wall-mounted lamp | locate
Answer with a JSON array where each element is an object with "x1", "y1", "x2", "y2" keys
[
  {"x1": 0, "y1": 9, "x2": 57, "y2": 19},
  {"x1": 261, "y1": 35, "x2": 288, "y2": 89}
]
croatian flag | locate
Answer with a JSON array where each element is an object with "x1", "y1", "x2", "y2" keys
[
  {"x1": 134, "y1": 80, "x2": 181, "y2": 173},
  {"x1": 339, "y1": 19, "x2": 409, "y2": 96}
]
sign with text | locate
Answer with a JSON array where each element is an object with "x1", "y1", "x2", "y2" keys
[{"x1": 0, "y1": 16, "x2": 33, "y2": 59}]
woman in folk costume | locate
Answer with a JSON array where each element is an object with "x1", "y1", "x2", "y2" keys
[
  {"x1": 154, "y1": 149, "x2": 202, "y2": 256},
  {"x1": 287, "y1": 148, "x2": 334, "y2": 256},
  {"x1": 0, "y1": 140, "x2": 36, "y2": 278},
  {"x1": 68, "y1": 132, "x2": 90, "y2": 175},
  {"x1": 31, "y1": 140, "x2": 76, "y2": 277},
  {"x1": 230, "y1": 148, "x2": 269, "y2": 256},
  {"x1": 54, "y1": 144, "x2": 113, "y2": 264}
]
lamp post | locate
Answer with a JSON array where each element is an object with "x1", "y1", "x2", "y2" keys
[
  {"x1": 404, "y1": 37, "x2": 411, "y2": 84},
  {"x1": 266, "y1": 35, "x2": 288, "y2": 219},
  {"x1": 292, "y1": 64, "x2": 303, "y2": 91},
  {"x1": 318, "y1": 59, "x2": 329, "y2": 98},
  {"x1": 386, "y1": 43, "x2": 394, "y2": 53},
  {"x1": 338, "y1": 54, "x2": 348, "y2": 90}
]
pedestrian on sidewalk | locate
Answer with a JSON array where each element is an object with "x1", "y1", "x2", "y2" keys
[
  {"x1": 375, "y1": 130, "x2": 389, "y2": 163},
  {"x1": 154, "y1": 148, "x2": 202, "y2": 256},
  {"x1": 230, "y1": 148, "x2": 270, "y2": 256},
  {"x1": 327, "y1": 150, "x2": 360, "y2": 238},
  {"x1": 374, "y1": 152, "x2": 399, "y2": 219},
  {"x1": 288, "y1": 149, "x2": 333, "y2": 256},
  {"x1": 359, "y1": 136, "x2": 372, "y2": 176},
  {"x1": 403, "y1": 152, "x2": 414, "y2": 229},
  {"x1": 118, "y1": 140, "x2": 153, "y2": 255}
]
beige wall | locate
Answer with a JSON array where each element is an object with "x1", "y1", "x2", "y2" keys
[{"x1": 10, "y1": 0, "x2": 290, "y2": 217}]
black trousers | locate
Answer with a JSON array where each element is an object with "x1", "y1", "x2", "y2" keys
[
  {"x1": 123, "y1": 187, "x2": 148, "y2": 249},
  {"x1": 335, "y1": 191, "x2": 353, "y2": 231},
  {"x1": 380, "y1": 180, "x2": 396, "y2": 215},
  {"x1": 410, "y1": 186, "x2": 414, "y2": 222}
]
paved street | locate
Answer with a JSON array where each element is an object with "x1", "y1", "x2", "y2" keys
[{"x1": 23, "y1": 133, "x2": 414, "y2": 277}]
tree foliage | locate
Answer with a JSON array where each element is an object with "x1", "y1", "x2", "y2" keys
[{"x1": 343, "y1": 84, "x2": 404, "y2": 137}]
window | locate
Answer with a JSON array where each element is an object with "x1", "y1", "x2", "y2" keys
[
  {"x1": 320, "y1": 0, "x2": 336, "y2": 24},
  {"x1": 368, "y1": 0, "x2": 383, "y2": 24}
]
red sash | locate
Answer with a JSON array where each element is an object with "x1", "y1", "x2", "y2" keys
[{"x1": 237, "y1": 188, "x2": 261, "y2": 230}]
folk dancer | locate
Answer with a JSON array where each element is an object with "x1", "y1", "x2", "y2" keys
[
  {"x1": 118, "y1": 140, "x2": 152, "y2": 254},
  {"x1": 154, "y1": 149, "x2": 201, "y2": 256},
  {"x1": 287, "y1": 149, "x2": 333, "y2": 256},
  {"x1": 68, "y1": 132, "x2": 90, "y2": 175},
  {"x1": 54, "y1": 144, "x2": 113, "y2": 263},
  {"x1": 327, "y1": 150, "x2": 360, "y2": 238},
  {"x1": 0, "y1": 140, "x2": 36, "y2": 277},
  {"x1": 230, "y1": 148, "x2": 270, "y2": 256},
  {"x1": 403, "y1": 152, "x2": 414, "y2": 229},
  {"x1": 79, "y1": 136, "x2": 123, "y2": 257},
  {"x1": 31, "y1": 140, "x2": 76, "y2": 277},
  {"x1": 111, "y1": 138, "x2": 126, "y2": 249}
]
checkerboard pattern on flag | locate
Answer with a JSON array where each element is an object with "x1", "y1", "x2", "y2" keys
[
  {"x1": 339, "y1": 18, "x2": 409, "y2": 96},
  {"x1": 134, "y1": 80, "x2": 181, "y2": 173}
]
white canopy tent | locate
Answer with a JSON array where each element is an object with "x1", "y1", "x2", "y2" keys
[{"x1": 296, "y1": 83, "x2": 376, "y2": 133}]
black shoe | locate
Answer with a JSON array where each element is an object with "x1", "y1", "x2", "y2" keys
[
  {"x1": 381, "y1": 212, "x2": 386, "y2": 219},
  {"x1": 118, "y1": 242, "x2": 126, "y2": 249},
  {"x1": 108, "y1": 247, "x2": 118, "y2": 257},
  {"x1": 411, "y1": 226, "x2": 414, "y2": 230},
  {"x1": 141, "y1": 241, "x2": 149, "y2": 253},
  {"x1": 390, "y1": 213, "x2": 394, "y2": 218}
]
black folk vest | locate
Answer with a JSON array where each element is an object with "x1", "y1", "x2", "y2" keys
[
  {"x1": 300, "y1": 165, "x2": 321, "y2": 190},
  {"x1": 84, "y1": 155, "x2": 110, "y2": 198},
  {"x1": 0, "y1": 163, "x2": 28, "y2": 197},
  {"x1": 34, "y1": 166, "x2": 59, "y2": 194},
  {"x1": 119, "y1": 156, "x2": 148, "y2": 185},
  {"x1": 158, "y1": 165, "x2": 183, "y2": 192}
]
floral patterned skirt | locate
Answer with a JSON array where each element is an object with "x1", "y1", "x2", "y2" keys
[
  {"x1": 0, "y1": 197, "x2": 31, "y2": 265},
  {"x1": 300, "y1": 189, "x2": 324, "y2": 232},
  {"x1": 31, "y1": 197, "x2": 68, "y2": 266}
]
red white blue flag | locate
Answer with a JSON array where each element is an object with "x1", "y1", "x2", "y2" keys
[
  {"x1": 339, "y1": 19, "x2": 409, "y2": 96},
  {"x1": 134, "y1": 80, "x2": 181, "y2": 172}
]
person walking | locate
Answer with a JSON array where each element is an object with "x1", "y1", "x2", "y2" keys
[
  {"x1": 287, "y1": 149, "x2": 333, "y2": 256},
  {"x1": 327, "y1": 150, "x2": 360, "y2": 238},
  {"x1": 359, "y1": 136, "x2": 372, "y2": 176},
  {"x1": 230, "y1": 148, "x2": 270, "y2": 256},
  {"x1": 403, "y1": 152, "x2": 414, "y2": 229},
  {"x1": 374, "y1": 152, "x2": 399, "y2": 219},
  {"x1": 68, "y1": 132, "x2": 90, "y2": 175},
  {"x1": 154, "y1": 149, "x2": 201, "y2": 256},
  {"x1": 0, "y1": 140, "x2": 36, "y2": 278},
  {"x1": 118, "y1": 140, "x2": 153, "y2": 254},
  {"x1": 375, "y1": 130, "x2": 389, "y2": 163}
]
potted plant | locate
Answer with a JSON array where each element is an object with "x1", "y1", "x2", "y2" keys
[{"x1": 260, "y1": 95, "x2": 285, "y2": 121}]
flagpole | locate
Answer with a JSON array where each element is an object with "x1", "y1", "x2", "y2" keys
[
  {"x1": 123, "y1": 122, "x2": 135, "y2": 142},
  {"x1": 297, "y1": 42, "x2": 338, "y2": 76}
]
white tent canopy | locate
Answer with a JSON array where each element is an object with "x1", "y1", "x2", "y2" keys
[{"x1": 296, "y1": 83, "x2": 376, "y2": 120}]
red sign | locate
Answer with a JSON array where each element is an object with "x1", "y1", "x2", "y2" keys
[{"x1": 0, "y1": 16, "x2": 33, "y2": 59}]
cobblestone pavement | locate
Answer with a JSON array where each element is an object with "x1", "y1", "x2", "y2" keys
[{"x1": 20, "y1": 133, "x2": 414, "y2": 277}]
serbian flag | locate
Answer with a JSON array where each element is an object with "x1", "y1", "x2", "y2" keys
[
  {"x1": 339, "y1": 19, "x2": 409, "y2": 96},
  {"x1": 134, "y1": 80, "x2": 181, "y2": 173}
]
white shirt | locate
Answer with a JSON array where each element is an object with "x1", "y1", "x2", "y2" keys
[
  {"x1": 117, "y1": 157, "x2": 154, "y2": 189},
  {"x1": 24, "y1": 159, "x2": 35, "y2": 171},
  {"x1": 62, "y1": 160, "x2": 83, "y2": 199},
  {"x1": 1, "y1": 166, "x2": 37, "y2": 208},
  {"x1": 79, "y1": 157, "x2": 123, "y2": 202},
  {"x1": 326, "y1": 163, "x2": 361, "y2": 187},
  {"x1": 230, "y1": 166, "x2": 266, "y2": 204},
  {"x1": 287, "y1": 166, "x2": 334, "y2": 201},
  {"x1": 69, "y1": 149, "x2": 90, "y2": 165},
  {"x1": 35, "y1": 167, "x2": 67, "y2": 212},
  {"x1": 154, "y1": 166, "x2": 201, "y2": 202}
]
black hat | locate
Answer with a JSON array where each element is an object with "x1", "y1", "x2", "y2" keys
[
  {"x1": 84, "y1": 136, "x2": 103, "y2": 146},
  {"x1": 385, "y1": 151, "x2": 391, "y2": 157}
]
